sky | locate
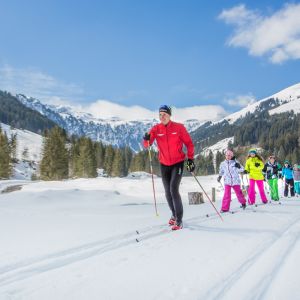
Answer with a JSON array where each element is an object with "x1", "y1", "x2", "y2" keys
[{"x1": 0, "y1": 0, "x2": 300, "y2": 119}]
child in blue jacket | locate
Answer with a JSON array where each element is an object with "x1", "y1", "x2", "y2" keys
[{"x1": 282, "y1": 160, "x2": 295, "y2": 197}]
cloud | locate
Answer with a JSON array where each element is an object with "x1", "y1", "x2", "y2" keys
[
  {"x1": 82, "y1": 100, "x2": 228, "y2": 123},
  {"x1": 171, "y1": 105, "x2": 228, "y2": 123},
  {"x1": 0, "y1": 65, "x2": 84, "y2": 104},
  {"x1": 0, "y1": 65, "x2": 228, "y2": 123},
  {"x1": 225, "y1": 94, "x2": 256, "y2": 107},
  {"x1": 84, "y1": 100, "x2": 156, "y2": 120},
  {"x1": 218, "y1": 3, "x2": 300, "y2": 63}
]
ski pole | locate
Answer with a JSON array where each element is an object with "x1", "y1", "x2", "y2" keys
[
  {"x1": 219, "y1": 181, "x2": 224, "y2": 190},
  {"x1": 191, "y1": 172, "x2": 224, "y2": 222},
  {"x1": 147, "y1": 141, "x2": 159, "y2": 216},
  {"x1": 241, "y1": 174, "x2": 249, "y2": 197},
  {"x1": 264, "y1": 178, "x2": 275, "y2": 199},
  {"x1": 281, "y1": 178, "x2": 284, "y2": 198}
]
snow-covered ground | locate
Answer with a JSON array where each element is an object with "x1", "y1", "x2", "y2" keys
[
  {"x1": 0, "y1": 123, "x2": 43, "y2": 162},
  {"x1": 0, "y1": 175, "x2": 300, "y2": 300}
]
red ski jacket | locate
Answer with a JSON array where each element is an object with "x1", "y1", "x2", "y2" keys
[{"x1": 143, "y1": 120, "x2": 194, "y2": 166}]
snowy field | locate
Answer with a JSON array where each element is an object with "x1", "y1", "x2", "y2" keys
[{"x1": 0, "y1": 174, "x2": 300, "y2": 300}]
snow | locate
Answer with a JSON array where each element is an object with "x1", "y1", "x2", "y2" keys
[
  {"x1": 218, "y1": 82, "x2": 300, "y2": 125},
  {"x1": 269, "y1": 97, "x2": 300, "y2": 115},
  {"x1": 0, "y1": 175, "x2": 300, "y2": 299},
  {"x1": 13, "y1": 160, "x2": 39, "y2": 180},
  {"x1": 202, "y1": 137, "x2": 234, "y2": 156},
  {"x1": 0, "y1": 123, "x2": 43, "y2": 162},
  {"x1": 0, "y1": 122, "x2": 42, "y2": 180}
]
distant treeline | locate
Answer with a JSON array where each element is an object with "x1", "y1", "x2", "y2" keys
[
  {"x1": 39, "y1": 126, "x2": 222, "y2": 180},
  {"x1": 2, "y1": 113, "x2": 300, "y2": 180}
]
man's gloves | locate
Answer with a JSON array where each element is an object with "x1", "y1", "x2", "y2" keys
[
  {"x1": 143, "y1": 132, "x2": 151, "y2": 141},
  {"x1": 234, "y1": 162, "x2": 241, "y2": 168},
  {"x1": 255, "y1": 162, "x2": 261, "y2": 168},
  {"x1": 243, "y1": 170, "x2": 248, "y2": 174},
  {"x1": 186, "y1": 159, "x2": 195, "y2": 172},
  {"x1": 217, "y1": 175, "x2": 222, "y2": 182}
]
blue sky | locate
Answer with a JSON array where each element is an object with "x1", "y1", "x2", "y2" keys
[{"x1": 0, "y1": 0, "x2": 300, "y2": 114}]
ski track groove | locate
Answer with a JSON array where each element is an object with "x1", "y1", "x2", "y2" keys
[
  {"x1": 0, "y1": 201, "x2": 298, "y2": 289},
  {"x1": 0, "y1": 226, "x2": 168, "y2": 287},
  {"x1": 0, "y1": 208, "x2": 233, "y2": 288},
  {"x1": 245, "y1": 231, "x2": 300, "y2": 300},
  {"x1": 202, "y1": 214, "x2": 300, "y2": 300}
]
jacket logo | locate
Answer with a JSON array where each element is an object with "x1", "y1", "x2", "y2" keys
[
  {"x1": 171, "y1": 132, "x2": 177, "y2": 135},
  {"x1": 157, "y1": 133, "x2": 164, "y2": 136}
]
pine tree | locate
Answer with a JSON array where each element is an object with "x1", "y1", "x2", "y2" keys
[
  {"x1": 40, "y1": 126, "x2": 69, "y2": 180},
  {"x1": 0, "y1": 127, "x2": 12, "y2": 178},
  {"x1": 104, "y1": 145, "x2": 115, "y2": 176},
  {"x1": 207, "y1": 150, "x2": 215, "y2": 174},
  {"x1": 129, "y1": 151, "x2": 146, "y2": 172},
  {"x1": 123, "y1": 147, "x2": 132, "y2": 176},
  {"x1": 10, "y1": 133, "x2": 17, "y2": 162},
  {"x1": 70, "y1": 137, "x2": 97, "y2": 178},
  {"x1": 215, "y1": 151, "x2": 223, "y2": 172},
  {"x1": 95, "y1": 141, "x2": 105, "y2": 169},
  {"x1": 80, "y1": 138, "x2": 97, "y2": 178},
  {"x1": 111, "y1": 148, "x2": 124, "y2": 177}
]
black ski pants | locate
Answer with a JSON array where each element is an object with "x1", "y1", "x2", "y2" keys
[
  {"x1": 160, "y1": 161, "x2": 184, "y2": 223},
  {"x1": 284, "y1": 178, "x2": 295, "y2": 197}
]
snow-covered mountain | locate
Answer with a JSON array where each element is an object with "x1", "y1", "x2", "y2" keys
[
  {"x1": 11, "y1": 82, "x2": 300, "y2": 155},
  {"x1": 192, "y1": 82, "x2": 300, "y2": 153},
  {"x1": 223, "y1": 82, "x2": 300, "y2": 124},
  {"x1": 16, "y1": 95, "x2": 212, "y2": 152}
]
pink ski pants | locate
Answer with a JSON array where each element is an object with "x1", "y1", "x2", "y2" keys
[
  {"x1": 222, "y1": 185, "x2": 246, "y2": 212},
  {"x1": 248, "y1": 179, "x2": 268, "y2": 205}
]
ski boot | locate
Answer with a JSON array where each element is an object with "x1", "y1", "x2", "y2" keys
[
  {"x1": 168, "y1": 216, "x2": 176, "y2": 226},
  {"x1": 172, "y1": 222, "x2": 183, "y2": 231}
]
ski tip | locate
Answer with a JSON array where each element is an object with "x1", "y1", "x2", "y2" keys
[
  {"x1": 136, "y1": 238, "x2": 139, "y2": 243},
  {"x1": 136, "y1": 230, "x2": 139, "y2": 234}
]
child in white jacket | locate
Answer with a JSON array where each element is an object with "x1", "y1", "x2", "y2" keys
[{"x1": 218, "y1": 150, "x2": 246, "y2": 212}]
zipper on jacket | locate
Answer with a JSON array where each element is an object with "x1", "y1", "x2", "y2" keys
[
  {"x1": 227, "y1": 160, "x2": 233, "y2": 185},
  {"x1": 166, "y1": 124, "x2": 171, "y2": 164}
]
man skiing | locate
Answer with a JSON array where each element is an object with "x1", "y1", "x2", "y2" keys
[
  {"x1": 217, "y1": 150, "x2": 246, "y2": 212},
  {"x1": 143, "y1": 105, "x2": 195, "y2": 230},
  {"x1": 262, "y1": 155, "x2": 281, "y2": 201}
]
